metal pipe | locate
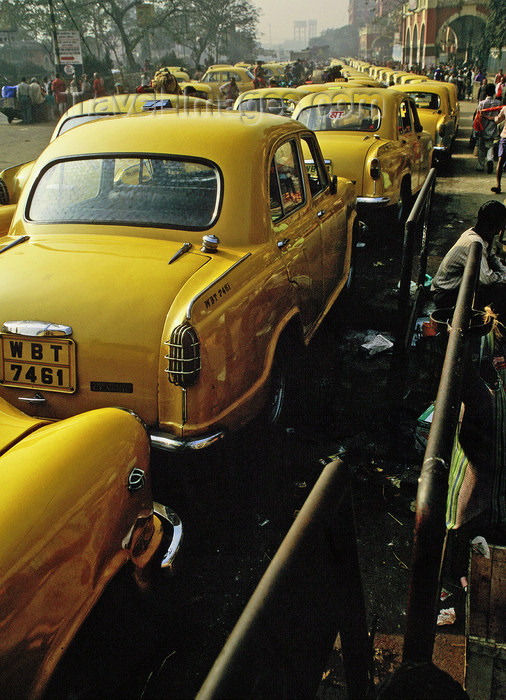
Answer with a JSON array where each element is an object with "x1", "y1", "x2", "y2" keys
[
  {"x1": 197, "y1": 459, "x2": 371, "y2": 700},
  {"x1": 403, "y1": 239, "x2": 482, "y2": 662}
]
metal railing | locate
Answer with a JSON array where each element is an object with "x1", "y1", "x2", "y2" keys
[
  {"x1": 390, "y1": 168, "x2": 437, "y2": 417},
  {"x1": 196, "y1": 459, "x2": 373, "y2": 700},
  {"x1": 396, "y1": 167, "x2": 437, "y2": 355},
  {"x1": 402, "y1": 240, "x2": 482, "y2": 662}
]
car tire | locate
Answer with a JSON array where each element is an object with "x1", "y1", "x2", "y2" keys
[
  {"x1": 343, "y1": 219, "x2": 364, "y2": 295},
  {"x1": 263, "y1": 331, "x2": 301, "y2": 428}
]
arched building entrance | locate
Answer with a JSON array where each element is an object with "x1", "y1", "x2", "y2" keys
[{"x1": 402, "y1": 0, "x2": 488, "y2": 69}]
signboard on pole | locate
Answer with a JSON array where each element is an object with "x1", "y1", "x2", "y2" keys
[{"x1": 56, "y1": 30, "x2": 83, "y2": 74}]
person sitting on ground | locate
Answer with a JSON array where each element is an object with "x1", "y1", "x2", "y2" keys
[{"x1": 431, "y1": 200, "x2": 506, "y2": 317}]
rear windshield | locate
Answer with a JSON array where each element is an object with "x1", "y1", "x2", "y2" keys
[
  {"x1": 27, "y1": 156, "x2": 221, "y2": 229},
  {"x1": 407, "y1": 91, "x2": 441, "y2": 110},
  {"x1": 237, "y1": 97, "x2": 297, "y2": 116},
  {"x1": 297, "y1": 101, "x2": 382, "y2": 132}
]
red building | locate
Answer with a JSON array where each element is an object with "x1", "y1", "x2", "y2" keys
[{"x1": 402, "y1": 0, "x2": 488, "y2": 68}]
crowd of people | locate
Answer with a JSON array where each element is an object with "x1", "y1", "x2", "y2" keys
[{"x1": 0, "y1": 71, "x2": 113, "y2": 123}]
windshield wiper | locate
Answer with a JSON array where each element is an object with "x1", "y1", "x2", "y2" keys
[{"x1": 169, "y1": 242, "x2": 192, "y2": 264}]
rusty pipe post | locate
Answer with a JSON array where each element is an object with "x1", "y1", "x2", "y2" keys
[{"x1": 403, "y1": 240, "x2": 482, "y2": 663}]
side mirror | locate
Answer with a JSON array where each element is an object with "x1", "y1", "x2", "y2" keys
[{"x1": 329, "y1": 175, "x2": 338, "y2": 195}]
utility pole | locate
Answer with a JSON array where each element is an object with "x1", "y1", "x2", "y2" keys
[{"x1": 48, "y1": 0, "x2": 62, "y2": 73}]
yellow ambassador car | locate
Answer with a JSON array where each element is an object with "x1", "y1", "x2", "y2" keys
[
  {"x1": 0, "y1": 398, "x2": 182, "y2": 699},
  {"x1": 292, "y1": 87, "x2": 433, "y2": 228},
  {"x1": 0, "y1": 111, "x2": 358, "y2": 451},
  {"x1": 199, "y1": 65, "x2": 255, "y2": 102},
  {"x1": 390, "y1": 81, "x2": 456, "y2": 164}
]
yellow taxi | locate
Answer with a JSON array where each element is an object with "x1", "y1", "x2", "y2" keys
[
  {"x1": 199, "y1": 65, "x2": 255, "y2": 102},
  {"x1": 292, "y1": 87, "x2": 433, "y2": 228},
  {"x1": 0, "y1": 398, "x2": 181, "y2": 698},
  {"x1": 390, "y1": 81, "x2": 456, "y2": 163},
  {"x1": 411, "y1": 78, "x2": 460, "y2": 134},
  {"x1": 0, "y1": 111, "x2": 358, "y2": 451},
  {"x1": 257, "y1": 62, "x2": 286, "y2": 81},
  {"x1": 234, "y1": 87, "x2": 310, "y2": 115}
]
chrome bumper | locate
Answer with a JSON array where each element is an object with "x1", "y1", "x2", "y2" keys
[
  {"x1": 433, "y1": 145, "x2": 449, "y2": 152},
  {"x1": 153, "y1": 502, "x2": 183, "y2": 572},
  {"x1": 150, "y1": 429, "x2": 225, "y2": 452},
  {"x1": 356, "y1": 196, "x2": 391, "y2": 206}
]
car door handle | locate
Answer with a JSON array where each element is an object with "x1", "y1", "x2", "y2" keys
[
  {"x1": 317, "y1": 209, "x2": 326, "y2": 218},
  {"x1": 277, "y1": 238, "x2": 290, "y2": 249}
]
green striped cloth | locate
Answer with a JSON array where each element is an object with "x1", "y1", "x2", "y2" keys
[{"x1": 446, "y1": 331, "x2": 506, "y2": 529}]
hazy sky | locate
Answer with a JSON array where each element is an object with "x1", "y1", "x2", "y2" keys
[{"x1": 253, "y1": 0, "x2": 349, "y2": 45}]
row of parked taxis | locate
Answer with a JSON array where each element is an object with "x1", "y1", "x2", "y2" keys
[{"x1": 0, "y1": 58, "x2": 446, "y2": 696}]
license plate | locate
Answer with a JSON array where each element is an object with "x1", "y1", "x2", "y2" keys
[
  {"x1": 305, "y1": 160, "x2": 333, "y2": 177},
  {"x1": 0, "y1": 334, "x2": 77, "y2": 393}
]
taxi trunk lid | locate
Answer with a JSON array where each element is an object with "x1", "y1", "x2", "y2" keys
[
  {"x1": 0, "y1": 232, "x2": 209, "y2": 426},
  {"x1": 314, "y1": 132, "x2": 378, "y2": 194}
]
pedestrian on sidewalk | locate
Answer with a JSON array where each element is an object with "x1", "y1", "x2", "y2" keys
[
  {"x1": 52, "y1": 74, "x2": 67, "y2": 116},
  {"x1": 16, "y1": 77, "x2": 31, "y2": 123},
  {"x1": 475, "y1": 84, "x2": 501, "y2": 173},
  {"x1": 484, "y1": 102, "x2": 506, "y2": 194}
]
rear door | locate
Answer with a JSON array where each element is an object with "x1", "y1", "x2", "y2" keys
[{"x1": 269, "y1": 138, "x2": 323, "y2": 333}]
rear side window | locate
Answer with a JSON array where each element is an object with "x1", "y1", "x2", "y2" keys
[
  {"x1": 269, "y1": 140, "x2": 304, "y2": 222},
  {"x1": 27, "y1": 156, "x2": 221, "y2": 229}
]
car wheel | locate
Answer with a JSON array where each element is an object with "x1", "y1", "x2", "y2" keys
[
  {"x1": 344, "y1": 219, "x2": 364, "y2": 294},
  {"x1": 263, "y1": 332, "x2": 300, "y2": 428}
]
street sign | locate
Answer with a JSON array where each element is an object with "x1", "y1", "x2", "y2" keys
[{"x1": 56, "y1": 30, "x2": 83, "y2": 65}]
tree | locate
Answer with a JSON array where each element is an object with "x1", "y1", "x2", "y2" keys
[
  {"x1": 486, "y1": 0, "x2": 506, "y2": 53},
  {"x1": 171, "y1": 0, "x2": 258, "y2": 67}
]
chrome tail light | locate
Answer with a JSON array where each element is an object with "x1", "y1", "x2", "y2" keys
[
  {"x1": 370, "y1": 158, "x2": 381, "y2": 181},
  {"x1": 165, "y1": 323, "x2": 201, "y2": 387}
]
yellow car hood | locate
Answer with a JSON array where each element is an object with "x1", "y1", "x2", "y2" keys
[
  {"x1": 313, "y1": 132, "x2": 378, "y2": 193},
  {"x1": 0, "y1": 232, "x2": 209, "y2": 424}
]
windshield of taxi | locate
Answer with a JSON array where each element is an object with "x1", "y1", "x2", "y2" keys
[
  {"x1": 406, "y1": 91, "x2": 441, "y2": 110},
  {"x1": 27, "y1": 156, "x2": 220, "y2": 229},
  {"x1": 297, "y1": 100, "x2": 382, "y2": 132}
]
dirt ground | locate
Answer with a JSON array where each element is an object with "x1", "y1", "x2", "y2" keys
[{"x1": 0, "y1": 98, "x2": 501, "y2": 698}]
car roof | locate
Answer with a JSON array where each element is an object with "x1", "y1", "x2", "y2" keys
[
  {"x1": 235, "y1": 87, "x2": 309, "y2": 99},
  {"x1": 41, "y1": 110, "x2": 309, "y2": 165},
  {"x1": 51, "y1": 94, "x2": 212, "y2": 139},
  {"x1": 295, "y1": 85, "x2": 407, "y2": 108}
]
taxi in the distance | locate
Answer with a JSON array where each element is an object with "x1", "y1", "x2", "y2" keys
[
  {"x1": 292, "y1": 87, "x2": 433, "y2": 228},
  {"x1": 199, "y1": 65, "x2": 255, "y2": 102},
  {"x1": 0, "y1": 111, "x2": 358, "y2": 451},
  {"x1": 390, "y1": 81, "x2": 456, "y2": 163},
  {"x1": 0, "y1": 398, "x2": 182, "y2": 699}
]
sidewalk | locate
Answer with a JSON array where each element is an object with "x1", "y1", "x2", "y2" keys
[{"x1": 0, "y1": 115, "x2": 55, "y2": 169}]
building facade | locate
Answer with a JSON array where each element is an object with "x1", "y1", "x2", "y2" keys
[{"x1": 402, "y1": 0, "x2": 488, "y2": 68}]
